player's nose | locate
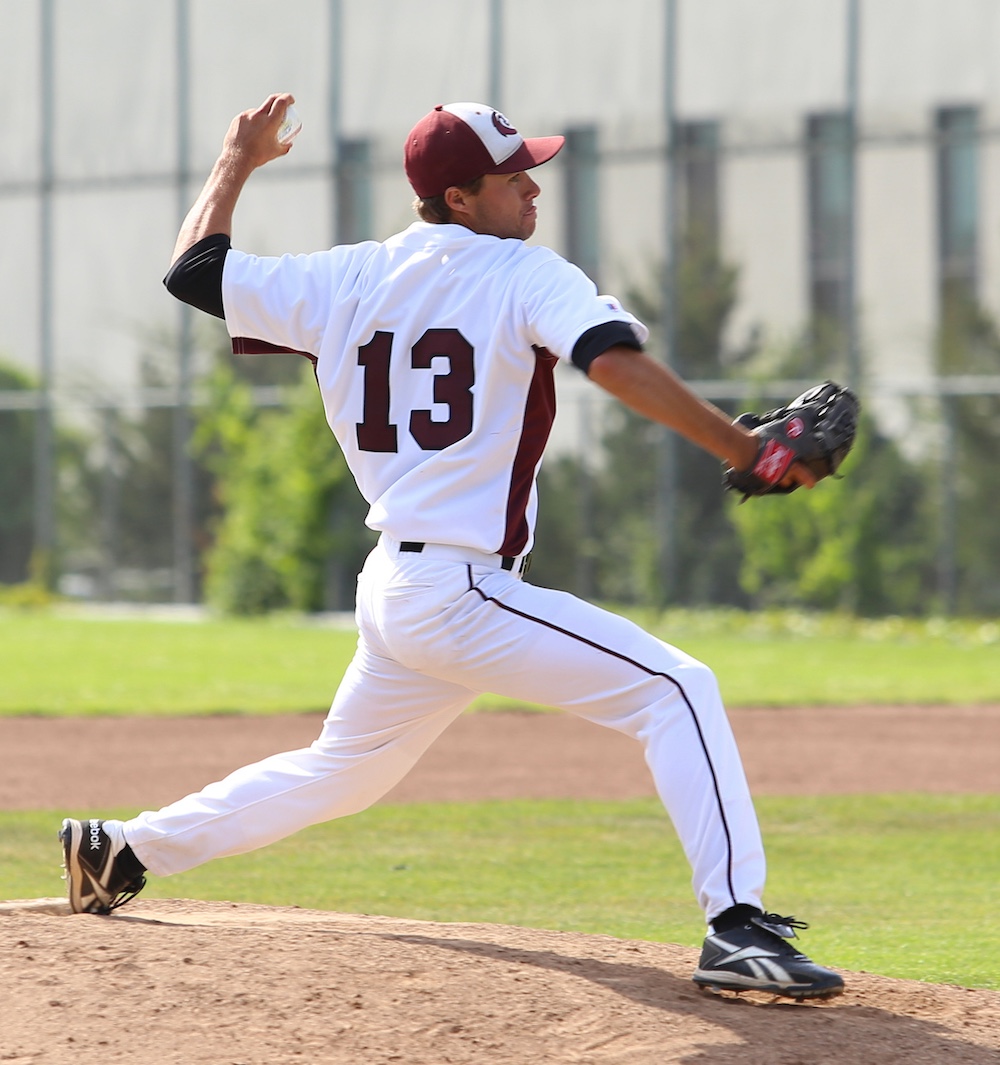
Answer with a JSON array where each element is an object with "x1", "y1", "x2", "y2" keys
[{"x1": 524, "y1": 174, "x2": 540, "y2": 199}]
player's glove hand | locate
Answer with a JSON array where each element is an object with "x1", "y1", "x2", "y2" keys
[{"x1": 723, "y1": 380, "x2": 859, "y2": 500}]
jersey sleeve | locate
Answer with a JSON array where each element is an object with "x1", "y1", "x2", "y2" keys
[
  {"x1": 518, "y1": 253, "x2": 649, "y2": 368},
  {"x1": 222, "y1": 244, "x2": 375, "y2": 357},
  {"x1": 163, "y1": 233, "x2": 229, "y2": 319}
]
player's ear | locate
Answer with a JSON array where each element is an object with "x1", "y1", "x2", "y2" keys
[{"x1": 444, "y1": 185, "x2": 469, "y2": 215}]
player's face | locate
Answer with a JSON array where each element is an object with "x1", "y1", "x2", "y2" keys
[{"x1": 460, "y1": 171, "x2": 541, "y2": 240}]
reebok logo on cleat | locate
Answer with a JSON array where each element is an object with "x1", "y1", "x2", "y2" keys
[
  {"x1": 715, "y1": 944, "x2": 782, "y2": 964},
  {"x1": 60, "y1": 817, "x2": 147, "y2": 915}
]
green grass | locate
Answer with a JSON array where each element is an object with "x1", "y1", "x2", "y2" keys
[
  {"x1": 3, "y1": 608, "x2": 996, "y2": 989},
  {"x1": 4, "y1": 607, "x2": 1000, "y2": 714},
  {"x1": 6, "y1": 794, "x2": 998, "y2": 990},
  {"x1": 0, "y1": 612, "x2": 354, "y2": 715}
]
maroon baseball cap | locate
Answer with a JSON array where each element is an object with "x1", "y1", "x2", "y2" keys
[{"x1": 404, "y1": 102, "x2": 565, "y2": 198}]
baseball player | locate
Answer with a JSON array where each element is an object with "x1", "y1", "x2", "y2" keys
[{"x1": 61, "y1": 94, "x2": 843, "y2": 1000}]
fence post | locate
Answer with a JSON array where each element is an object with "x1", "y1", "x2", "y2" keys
[
  {"x1": 33, "y1": 0, "x2": 56, "y2": 588},
  {"x1": 938, "y1": 393, "x2": 957, "y2": 613},
  {"x1": 172, "y1": 0, "x2": 196, "y2": 603},
  {"x1": 844, "y1": 0, "x2": 862, "y2": 388},
  {"x1": 488, "y1": 0, "x2": 504, "y2": 110},
  {"x1": 656, "y1": 0, "x2": 680, "y2": 605}
]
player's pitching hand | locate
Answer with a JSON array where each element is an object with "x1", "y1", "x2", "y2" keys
[{"x1": 222, "y1": 93, "x2": 298, "y2": 170}]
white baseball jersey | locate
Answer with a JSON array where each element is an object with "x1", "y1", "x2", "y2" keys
[{"x1": 222, "y1": 221, "x2": 648, "y2": 557}]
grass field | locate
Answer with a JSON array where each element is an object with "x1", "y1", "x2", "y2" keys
[
  {"x1": 3, "y1": 795, "x2": 997, "y2": 989},
  {"x1": 2, "y1": 606, "x2": 998, "y2": 991},
  {"x1": 3, "y1": 607, "x2": 1000, "y2": 713}
]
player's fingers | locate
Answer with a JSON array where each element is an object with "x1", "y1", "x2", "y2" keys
[
  {"x1": 783, "y1": 461, "x2": 818, "y2": 490},
  {"x1": 225, "y1": 98, "x2": 295, "y2": 163},
  {"x1": 263, "y1": 93, "x2": 295, "y2": 118}
]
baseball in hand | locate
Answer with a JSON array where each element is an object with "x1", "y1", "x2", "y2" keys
[{"x1": 277, "y1": 104, "x2": 302, "y2": 145}]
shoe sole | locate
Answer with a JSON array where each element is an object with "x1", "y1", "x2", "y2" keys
[
  {"x1": 60, "y1": 818, "x2": 87, "y2": 912},
  {"x1": 59, "y1": 818, "x2": 105, "y2": 915},
  {"x1": 693, "y1": 975, "x2": 845, "y2": 1001}
]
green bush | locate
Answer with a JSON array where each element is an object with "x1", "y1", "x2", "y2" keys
[
  {"x1": 194, "y1": 363, "x2": 371, "y2": 615},
  {"x1": 0, "y1": 362, "x2": 38, "y2": 584},
  {"x1": 732, "y1": 413, "x2": 936, "y2": 614}
]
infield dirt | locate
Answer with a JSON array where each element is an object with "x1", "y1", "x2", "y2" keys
[{"x1": 2, "y1": 705, "x2": 998, "y2": 1063}]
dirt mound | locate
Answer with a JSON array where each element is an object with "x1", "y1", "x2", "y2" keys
[
  {"x1": 4, "y1": 707, "x2": 998, "y2": 1061},
  {"x1": 1, "y1": 898, "x2": 997, "y2": 1064},
  {"x1": 2, "y1": 704, "x2": 998, "y2": 812}
]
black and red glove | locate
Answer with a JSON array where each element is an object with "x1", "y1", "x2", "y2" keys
[{"x1": 723, "y1": 381, "x2": 860, "y2": 500}]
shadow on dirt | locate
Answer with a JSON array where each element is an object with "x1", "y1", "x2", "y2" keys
[{"x1": 387, "y1": 933, "x2": 994, "y2": 1065}]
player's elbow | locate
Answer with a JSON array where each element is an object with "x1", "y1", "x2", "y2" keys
[
  {"x1": 585, "y1": 345, "x2": 644, "y2": 390},
  {"x1": 163, "y1": 234, "x2": 230, "y2": 319}
]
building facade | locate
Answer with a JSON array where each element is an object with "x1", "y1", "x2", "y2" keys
[{"x1": 3, "y1": 0, "x2": 1000, "y2": 399}]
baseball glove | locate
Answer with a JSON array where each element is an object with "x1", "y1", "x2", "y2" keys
[{"x1": 723, "y1": 380, "x2": 859, "y2": 500}]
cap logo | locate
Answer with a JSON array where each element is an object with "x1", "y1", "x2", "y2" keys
[{"x1": 492, "y1": 111, "x2": 518, "y2": 137}]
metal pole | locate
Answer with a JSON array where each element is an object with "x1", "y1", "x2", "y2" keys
[
  {"x1": 575, "y1": 393, "x2": 595, "y2": 600},
  {"x1": 662, "y1": 0, "x2": 679, "y2": 375},
  {"x1": 173, "y1": 0, "x2": 195, "y2": 602},
  {"x1": 322, "y1": 0, "x2": 345, "y2": 609},
  {"x1": 329, "y1": 0, "x2": 343, "y2": 244},
  {"x1": 98, "y1": 406, "x2": 121, "y2": 600},
  {"x1": 34, "y1": 0, "x2": 56, "y2": 588},
  {"x1": 843, "y1": 0, "x2": 861, "y2": 387},
  {"x1": 938, "y1": 395, "x2": 957, "y2": 613},
  {"x1": 488, "y1": 0, "x2": 503, "y2": 109},
  {"x1": 656, "y1": 0, "x2": 679, "y2": 604}
]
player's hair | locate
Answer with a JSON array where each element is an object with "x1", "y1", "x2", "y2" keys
[{"x1": 412, "y1": 176, "x2": 485, "y2": 223}]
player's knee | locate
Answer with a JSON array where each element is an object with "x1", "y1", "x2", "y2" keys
[
  {"x1": 649, "y1": 641, "x2": 721, "y2": 699},
  {"x1": 665, "y1": 654, "x2": 723, "y2": 708}
]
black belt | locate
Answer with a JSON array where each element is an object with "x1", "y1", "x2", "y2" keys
[{"x1": 399, "y1": 541, "x2": 529, "y2": 574}]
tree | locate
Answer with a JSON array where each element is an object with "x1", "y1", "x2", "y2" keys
[
  {"x1": 0, "y1": 362, "x2": 38, "y2": 584},
  {"x1": 193, "y1": 361, "x2": 372, "y2": 614},
  {"x1": 934, "y1": 293, "x2": 1000, "y2": 613},
  {"x1": 731, "y1": 410, "x2": 936, "y2": 614},
  {"x1": 0, "y1": 359, "x2": 93, "y2": 593},
  {"x1": 533, "y1": 229, "x2": 751, "y2": 607},
  {"x1": 54, "y1": 348, "x2": 219, "y2": 602}
]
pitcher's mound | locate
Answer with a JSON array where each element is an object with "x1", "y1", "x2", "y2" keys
[{"x1": 1, "y1": 898, "x2": 997, "y2": 1063}]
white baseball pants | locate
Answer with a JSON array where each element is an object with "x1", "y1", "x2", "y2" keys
[{"x1": 124, "y1": 535, "x2": 766, "y2": 921}]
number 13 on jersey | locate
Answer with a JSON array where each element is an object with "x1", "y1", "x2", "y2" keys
[{"x1": 356, "y1": 328, "x2": 475, "y2": 453}]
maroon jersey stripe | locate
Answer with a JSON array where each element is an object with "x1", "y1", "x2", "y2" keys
[
  {"x1": 232, "y1": 336, "x2": 316, "y2": 362},
  {"x1": 499, "y1": 346, "x2": 558, "y2": 556}
]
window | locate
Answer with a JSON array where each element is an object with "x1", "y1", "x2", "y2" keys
[
  {"x1": 563, "y1": 125, "x2": 601, "y2": 285},
  {"x1": 936, "y1": 106, "x2": 979, "y2": 309},
  {"x1": 677, "y1": 120, "x2": 720, "y2": 254},
  {"x1": 336, "y1": 138, "x2": 373, "y2": 245},
  {"x1": 806, "y1": 112, "x2": 852, "y2": 333}
]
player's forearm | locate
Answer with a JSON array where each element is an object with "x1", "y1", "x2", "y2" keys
[
  {"x1": 587, "y1": 347, "x2": 757, "y2": 471},
  {"x1": 170, "y1": 151, "x2": 257, "y2": 265}
]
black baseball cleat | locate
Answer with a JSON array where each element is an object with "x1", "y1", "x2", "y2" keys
[
  {"x1": 59, "y1": 818, "x2": 147, "y2": 914},
  {"x1": 692, "y1": 913, "x2": 845, "y2": 1000}
]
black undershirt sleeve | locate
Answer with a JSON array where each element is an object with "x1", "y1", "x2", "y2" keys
[
  {"x1": 570, "y1": 321, "x2": 644, "y2": 374},
  {"x1": 163, "y1": 233, "x2": 231, "y2": 320}
]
